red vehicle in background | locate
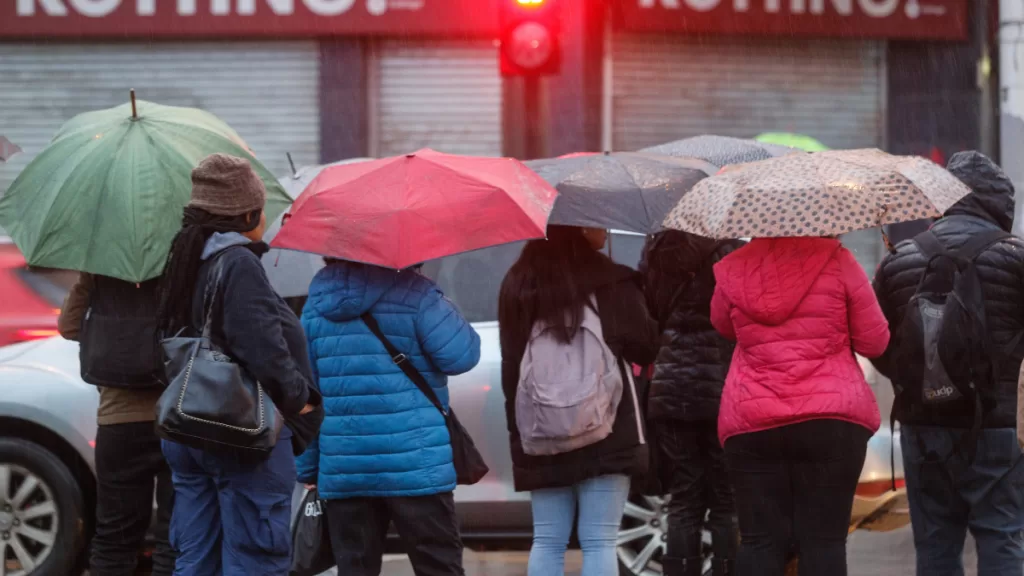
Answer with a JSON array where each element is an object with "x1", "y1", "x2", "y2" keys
[{"x1": 0, "y1": 237, "x2": 76, "y2": 346}]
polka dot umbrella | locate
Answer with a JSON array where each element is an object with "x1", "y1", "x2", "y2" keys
[{"x1": 662, "y1": 149, "x2": 972, "y2": 239}]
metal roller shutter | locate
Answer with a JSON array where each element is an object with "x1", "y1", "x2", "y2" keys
[
  {"x1": 0, "y1": 42, "x2": 320, "y2": 195},
  {"x1": 611, "y1": 34, "x2": 885, "y2": 152},
  {"x1": 375, "y1": 39, "x2": 502, "y2": 157}
]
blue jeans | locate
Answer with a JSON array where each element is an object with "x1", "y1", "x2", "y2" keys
[
  {"x1": 162, "y1": 430, "x2": 296, "y2": 576},
  {"x1": 901, "y1": 425, "x2": 1024, "y2": 576},
  {"x1": 528, "y1": 474, "x2": 630, "y2": 576}
]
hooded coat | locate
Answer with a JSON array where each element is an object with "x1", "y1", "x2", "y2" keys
[
  {"x1": 639, "y1": 231, "x2": 745, "y2": 422},
  {"x1": 192, "y1": 232, "x2": 324, "y2": 456},
  {"x1": 872, "y1": 151, "x2": 1024, "y2": 429},
  {"x1": 296, "y1": 261, "x2": 481, "y2": 499},
  {"x1": 711, "y1": 237, "x2": 890, "y2": 444}
]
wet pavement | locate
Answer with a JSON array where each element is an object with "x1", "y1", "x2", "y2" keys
[{"x1": 374, "y1": 526, "x2": 982, "y2": 576}]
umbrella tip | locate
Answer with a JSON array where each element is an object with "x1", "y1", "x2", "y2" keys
[
  {"x1": 286, "y1": 152, "x2": 297, "y2": 177},
  {"x1": 130, "y1": 89, "x2": 138, "y2": 120}
]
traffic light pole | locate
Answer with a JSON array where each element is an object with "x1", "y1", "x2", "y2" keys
[{"x1": 523, "y1": 76, "x2": 544, "y2": 160}]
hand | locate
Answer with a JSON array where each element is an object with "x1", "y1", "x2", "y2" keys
[
  {"x1": 305, "y1": 484, "x2": 316, "y2": 491},
  {"x1": 299, "y1": 403, "x2": 315, "y2": 415}
]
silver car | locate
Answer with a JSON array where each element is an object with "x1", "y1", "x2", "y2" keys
[{"x1": 0, "y1": 232, "x2": 907, "y2": 576}]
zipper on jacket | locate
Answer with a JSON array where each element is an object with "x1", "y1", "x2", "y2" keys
[{"x1": 623, "y1": 362, "x2": 646, "y2": 445}]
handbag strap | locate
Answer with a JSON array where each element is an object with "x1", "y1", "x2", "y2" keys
[
  {"x1": 360, "y1": 312, "x2": 448, "y2": 417},
  {"x1": 198, "y1": 251, "x2": 231, "y2": 339}
]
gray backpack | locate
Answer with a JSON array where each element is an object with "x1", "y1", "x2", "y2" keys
[{"x1": 516, "y1": 299, "x2": 623, "y2": 456}]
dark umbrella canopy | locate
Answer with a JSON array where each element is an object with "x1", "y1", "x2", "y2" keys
[
  {"x1": 526, "y1": 152, "x2": 716, "y2": 234},
  {"x1": 641, "y1": 135, "x2": 796, "y2": 167}
]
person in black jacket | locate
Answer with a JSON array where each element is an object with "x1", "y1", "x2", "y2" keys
[
  {"x1": 638, "y1": 230, "x2": 744, "y2": 576},
  {"x1": 156, "y1": 153, "x2": 323, "y2": 575},
  {"x1": 498, "y1": 225, "x2": 660, "y2": 576},
  {"x1": 872, "y1": 151, "x2": 1024, "y2": 576}
]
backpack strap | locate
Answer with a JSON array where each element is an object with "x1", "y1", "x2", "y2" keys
[
  {"x1": 953, "y1": 229, "x2": 1012, "y2": 261},
  {"x1": 912, "y1": 230, "x2": 946, "y2": 260}
]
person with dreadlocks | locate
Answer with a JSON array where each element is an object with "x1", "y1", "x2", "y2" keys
[{"x1": 157, "y1": 153, "x2": 322, "y2": 575}]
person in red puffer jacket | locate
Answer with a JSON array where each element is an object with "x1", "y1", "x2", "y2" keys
[{"x1": 710, "y1": 236, "x2": 889, "y2": 576}]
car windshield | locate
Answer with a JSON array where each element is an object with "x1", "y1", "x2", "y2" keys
[
  {"x1": 420, "y1": 231, "x2": 648, "y2": 324},
  {"x1": 419, "y1": 229, "x2": 883, "y2": 325}
]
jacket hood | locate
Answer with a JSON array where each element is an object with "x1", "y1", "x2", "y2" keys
[
  {"x1": 714, "y1": 237, "x2": 841, "y2": 326},
  {"x1": 201, "y1": 232, "x2": 251, "y2": 260},
  {"x1": 944, "y1": 151, "x2": 1015, "y2": 232},
  {"x1": 640, "y1": 231, "x2": 741, "y2": 323},
  {"x1": 306, "y1": 260, "x2": 401, "y2": 322}
]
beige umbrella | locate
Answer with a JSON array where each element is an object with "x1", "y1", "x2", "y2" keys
[{"x1": 662, "y1": 148, "x2": 972, "y2": 239}]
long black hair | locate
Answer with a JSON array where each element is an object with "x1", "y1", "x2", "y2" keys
[
  {"x1": 498, "y1": 225, "x2": 613, "y2": 345},
  {"x1": 157, "y1": 206, "x2": 261, "y2": 334}
]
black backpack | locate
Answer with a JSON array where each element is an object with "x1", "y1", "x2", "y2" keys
[
  {"x1": 79, "y1": 275, "x2": 165, "y2": 389},
  {"x1": 892, "y1": 229, "x2": 1011, "y2": 464}
]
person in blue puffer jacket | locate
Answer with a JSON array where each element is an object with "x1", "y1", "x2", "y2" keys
[{"x1": 297, "y1": 258, "x2": 481, "y2": 576}]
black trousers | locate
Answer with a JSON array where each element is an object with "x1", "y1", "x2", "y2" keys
[
  {"x1": 724, "y1": 419, "x2": 870, "y2": 576},
  {"x1": 656, "y1": 419, "x2": 738, "y2": 569},
  {"x1": 90, "y1": 422, "x2": 175, "y2": 576},
  {"x1": 325, "y1": 492, "x2": 465, "y2": 576}
]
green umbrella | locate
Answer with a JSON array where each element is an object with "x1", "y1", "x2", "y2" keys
[
  {"x1": 0, "y1": 96, "x2": 291, "y2": 282},
  {"x1": 755, "y1": 132, "x2": 830, "y2": 152}
]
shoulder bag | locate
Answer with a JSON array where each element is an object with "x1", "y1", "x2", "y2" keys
[
  {"x1": 361, "y1": 312, "x2": 489, "y2": 485},
  {"x1": 156, "y1": 253, "x2": 284, "y2": 454}
]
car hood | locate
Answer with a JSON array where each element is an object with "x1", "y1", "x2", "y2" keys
[{"x1": 0, "y1": 337, "x2": 82, "y2": 379}]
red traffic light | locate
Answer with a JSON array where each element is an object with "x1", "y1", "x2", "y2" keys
[
  {"x1": 500, "y1": 0, "x2": 559, "y2": 76},
  {"x1": 508, "y1": 22, "x2": 554, "y2": 71}
]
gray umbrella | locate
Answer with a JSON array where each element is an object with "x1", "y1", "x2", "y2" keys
[
  {"x1": 640, "y1": 135, "x2": 796, "y2": 167},
  {"x1": 525, "y1": 152, "x2": 716, "y2": 234},
  {"x1": 0, "y1": 136, "x2": 22, "y2": 162},
  {"x1": 263, "y1": 157, "x2": 373, "y2": 298}
]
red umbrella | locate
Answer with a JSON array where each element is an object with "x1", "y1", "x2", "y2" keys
[{"x1": 272, "y1": 148, "x2": 558, "y2": 269}]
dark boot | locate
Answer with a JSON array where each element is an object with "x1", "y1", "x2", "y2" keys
[
  {"x1": 709, "y1": 523, "x2": 738, "y2": 576},
  {"x1": 663, "y1": 555, "x2": 704, "y2": 576}
]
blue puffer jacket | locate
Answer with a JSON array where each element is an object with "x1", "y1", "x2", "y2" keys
[{"x1": 296, "y1": 261, "x2": 481, "y2": 499}]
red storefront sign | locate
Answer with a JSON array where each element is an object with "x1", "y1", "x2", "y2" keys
[
  {"x1": 617, "y1": 0, "x2": 968, "y2": 40},
  {"x1": 0, "y1": 0, "x2": 967, "y2": 39},
  {"x1": 0, "y1": 0, "x2": 499, "y2": 37}
]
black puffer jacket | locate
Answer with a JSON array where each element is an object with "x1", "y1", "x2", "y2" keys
[
  {"x1": 872, "y1": 151, "x2": 1024, "y2": 429},
  {"x1": 499, "y1": 258, "x2": 660, "y2": 492},
  {"x1": 640, "y1": 231, "x2": 745, "y2": 422}
]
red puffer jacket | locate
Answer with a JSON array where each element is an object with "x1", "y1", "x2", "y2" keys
[{"x1": 710, "y1": 237, "x2": 889, "y2": 445}]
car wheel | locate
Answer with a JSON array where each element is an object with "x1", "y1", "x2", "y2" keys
[
  {"x1": 0, "y1": 438, "x2": 84, "y2": 576},
  {"x1": 617, "y1": 495, "x2": 712, "y2": 576}
]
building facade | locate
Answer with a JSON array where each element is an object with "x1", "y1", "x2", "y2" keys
[{"x1": 1, "y1": 0, "x2": 974, "y2": 199}]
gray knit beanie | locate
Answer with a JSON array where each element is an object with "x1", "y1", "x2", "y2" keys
[{"x1": 189, "y1": 153, "x2": 266, "y2": 217}]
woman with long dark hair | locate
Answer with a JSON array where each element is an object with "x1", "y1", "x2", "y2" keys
[
  {"x1": 157, "y1": 153, "x2": 322, "y2": 575},
  {"x1": 498, "y1": 225, "x2": 660, "y2": 576}
]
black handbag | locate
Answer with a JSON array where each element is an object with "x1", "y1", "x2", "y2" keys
[
  {"x1": 361, "y1": 312, "x2": 489, "y2": 485},
  {"x1": 156, "y1": 257, "x2": 284, "y2": 454}
]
